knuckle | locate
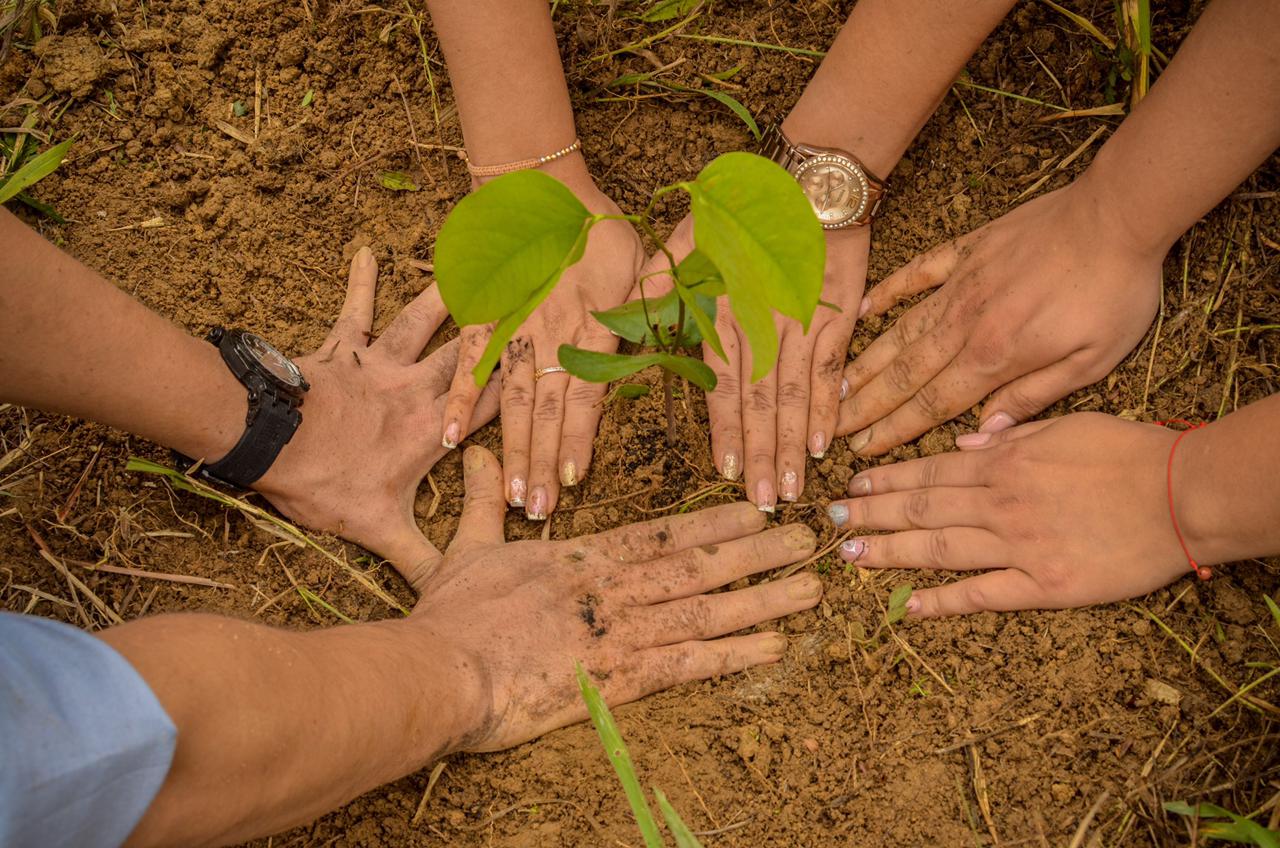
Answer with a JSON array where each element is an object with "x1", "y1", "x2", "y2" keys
[
  {"x1": 917, "y1": 456, "x2": 940, "y2": 489},
  {"x1": 926, "y1": 529, "x2": 950, "y2": 567},
  {"x1": 676, "y1": 598, "x2": 715, "y2": 637},
  {"x1": 884, "y1": 355, "x2": 918, "y2": 395},
  {"x1": 905, "y1": 491, "x2": 932, "y2": 526},
  {"x1": 1037, "y1": 560, "x2": 1071, "y2": 594},
  {"x1": 502, "y1": 381, "x2": 533, "y2": 408},
  {"x1": 911, "y1": 383, "x2": 950, "y2": 424},
  {"x1": 963, "y1": 334, "x2": 1012, "y2": 374},
  {"x1": 747, "y1": 389, "x2": 773, "y2": 413},
  {"x1": 534, "y1": 393, "x2": 564, "y2": 421},
  {"x1": 961, "y1": 581, "x2": 989, "y2": 612},
  {"x1": 776, "y1": 381, "x2": 808, "y2": 407}
]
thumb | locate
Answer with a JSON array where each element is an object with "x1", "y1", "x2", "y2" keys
[
  {"x1": 378, "y1": 526, "x2": 443, "y2": 596},
  {"x1": 448, "y1": 445, "x2": 507, "y2": 555},
  {"x1": 977, "y1": 353, "x2": 1096, "y2": 434},
  {"x1": 860, "y1": 237, "x2": 964, "y2": 319}
]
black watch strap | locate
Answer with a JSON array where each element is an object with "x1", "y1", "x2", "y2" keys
[{"x1": 199, "y1": 394, "x2": 301, "y2": 487}]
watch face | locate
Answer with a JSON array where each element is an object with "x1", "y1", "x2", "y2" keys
[
  {"x1": 795, "y1": 155, "x2": 870, "y2": 228},
  {"x1": 242, "y1": 333, "x2": 305, "y2": 389}
]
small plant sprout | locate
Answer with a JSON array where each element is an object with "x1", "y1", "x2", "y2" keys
[
  {"x1": 434, "y1": 152, "x2": 825, "y2": 444},
  {"x1": 1163, "y1": 801, "x2": 1280, "y2": 847},
  {"x1": 886, "y1": 583, "x2": 914, "y2": 625},
  {"x1": 576, "y1": 664, "x2": 705, "y2": 847}
]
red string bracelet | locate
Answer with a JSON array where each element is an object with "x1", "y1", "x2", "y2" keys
[{"x1": 1157, "y1": 419, "x2": 1211, "y2": 581}]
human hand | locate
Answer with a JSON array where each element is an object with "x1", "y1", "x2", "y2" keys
[
  {"x1": 837, "y1": 183, "x2": 1163, "y2": 456},
  {"x1": 408, "y1": 446, "x2": 822, "y2": 751},
  {"x1": 254, "y1": 246, "x2": 498, "y2": 581},
  {"x1": 636, "y1": 215, "x2": 868, "y2": 511},
  {"x1": 826, "y1": 413, "x2": 1192, "y2": 617},
  {"x1": 441, "y1": 180, "x2": 643, "y2": 520}
]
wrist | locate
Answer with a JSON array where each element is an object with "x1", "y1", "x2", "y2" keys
[
  {"x1": 1173, "y1": 424, "x2": 1238, "y2": 568},
  {"x1": 781, "y1": 106, "x2": 905, "y2": 179},
  {"x1": 394, "y1": 619, "x2": 490, "y2": 759},
  {"x1": 171, "y1": 338, "x2": 250, "y2": 466},
  {"x1": 1072, "y1": 146, "x2": 1182, "y2": 260}
]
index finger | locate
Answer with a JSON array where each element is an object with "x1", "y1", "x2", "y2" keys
[
  {"x1": 844, "y1": 450, "x2": 990, "y2": 497},
  {"x1": 586, "y1": 501, "x2": 766, "y2": 563}
]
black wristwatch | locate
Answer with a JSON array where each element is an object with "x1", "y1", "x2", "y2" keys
[{"x1": 176, "y1": 328, "x2": 309, "y2": 488}]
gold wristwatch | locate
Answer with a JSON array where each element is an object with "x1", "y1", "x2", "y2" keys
[{"x1": 759, "y1": 124, "x2": 887, "y2": 229}]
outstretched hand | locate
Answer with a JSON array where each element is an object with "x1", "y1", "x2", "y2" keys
[
  {"x1": 409, "y1": 446, "x2": 823, "y2": 751},
  {"x1": 635, "y1": 216, "x2": 868, "y2": 511},
  {"x1": 838, "y1": 184, "x2": 1162, "y2": 455},
  {"x1": 254, "y1": 246, "x2": 498, "y2": 582},
  {"x1": 828, "y1": 413, "x2": 1191, "y2": 617}
]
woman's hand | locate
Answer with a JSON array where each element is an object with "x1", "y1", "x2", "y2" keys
[
  {"x1": 837, "y1": 183, "x2": 1163, "y2": 455},
  {"x1": 441, "y1": 180, "x2": 643, "y2": 521},
  {"x1": 636, "y1": 216, "x2": 869, "y2": 511},
  {"x1": 407, "y1": 446, "x2": 822, "y2": 752},
  {"x1": 256, "y1": 247, "x2": 498, "y2": 583},
  {"x1": 826, "y1": 413, "x2": 1192, "y2": 617}
]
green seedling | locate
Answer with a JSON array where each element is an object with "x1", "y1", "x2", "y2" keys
[
  {"x1": 886, "y1": 583, "x2": 914, "y2": 625},
  {"x1": 0, "y1": 120, "x2": 72, "y2": 220},
  {"x1": 598, "y1": 68, "x2": 758, "y2": 139},
  {"x1": 1164, "y1": 801, "x2": 1280, "y2": 847},
  {"x1": 434, "y1": 152, "x2": 825, "y2": 444},
  {"x1": 576, "y1": 664, "x2": 704, "y2": 847}
]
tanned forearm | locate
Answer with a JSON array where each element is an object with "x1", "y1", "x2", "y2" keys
[
  {"x1": 783, "y1": 0, "x2": 1019, "y2": 177},
  {"x1": 104, "y1": 615, "x2": 473, "y2": 848},
  {"x1": 1078, "y1": 0, "x2": 1280, "y2": 256},
  {"x1": 0, "y1": 209, "x2": 244, "y2": 462}
]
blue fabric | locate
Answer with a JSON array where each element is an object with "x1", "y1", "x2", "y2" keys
[{"x1": 0, "y1": 611, "x2": 176, "y2": 848}]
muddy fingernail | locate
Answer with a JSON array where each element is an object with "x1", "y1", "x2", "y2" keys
[
  {"x1": 955, "y1": 432, "x2": 992, "y2": 448},
  {"x1": 526, "y1": 486, "x2": 547, "y2": 521},
  {"x1": 560, "y1": 460, "x2": 577, "y2": 487},
  {"x1": 779, "y1": 470, "x2": 799, "y2": 502},
  {"x1": 979, "y1": 412, "x2": 1015, "y2": 434},
  {"x1": 442, "y1": 421, "x2": 461, "y2": 450},
  {"x1": 722, "y1": 452, "x2": 740, "y2": 482},
  {"x1": 857, "y1": 296, "x2": 871, "y2": 319},
  {"x1": 761, "y1": 634, "x2": 789, "y2": 655},
  {"x1": 787, "y1": 575, "x2": 822, "y2": 600},
  {"x1": 839, "y1": 539, "x2": 867, "y2": 562},
  {"x1": 847, "y1": 428, "x2": 872, "y2": 454},
  {"x1": 827, "y1": 503, "x2": 849, "y2": 527},
  {"x1": 355, "y1": 245, "x2": 374, "y2": 268},
  {"x1": 786, "y1": 525, "x2": 815, "y2": 551},
  {"x1": 509, "y1": 477, "x2": 526, "y2": 507},
  {"x1": 847, "y1": 475, "x2": 871, "y2": 497},
  {"x1": 840, "y1": 378, "x2": 849, "y2": 401},
  {"x1": 755, "y1": 479, "x2": 775, "y2": 514},
  {"x1": 809, "y1": 431, "x2": 826, "y2": 459}
]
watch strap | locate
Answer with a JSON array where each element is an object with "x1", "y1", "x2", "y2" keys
[
  {"x1": 199, "y1": 394, "x2": 301, "y2": 488},
  {"x1": 759, "y1": 123, "x2": 888, "y2": 227}
]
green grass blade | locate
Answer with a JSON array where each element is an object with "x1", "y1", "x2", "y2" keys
[
  {"x1": 697, "y1": 89, "x2": 760, "y2": 139},
  {"x1": 654, "y1": 788, "x2": 704, "y2": 848},
  {"x1": 0, "y1": 137, "x2": 73, "y2": 205},
  {"x1": 575, "y1": 664, "x2": 663, "y2": 848}
]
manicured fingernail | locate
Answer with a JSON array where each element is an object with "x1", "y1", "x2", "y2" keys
[
  {"x1": 560, "y1": 460, "x2": 577, "y2": 487},
  {"x1": 840, "y1": 379, "x2": 849, "y2": 401},
  {"x1": 955, "y1": 432, "x2": 992, "y2": 448},
  {"x1": 847, "y1": 428, "x2": 872, "y2": 454},
  {"x1": 827, "y1": 503, "x2": 849, "y2": 527},
  {"x1": 857, "y1": 296, "x2": 871, "y2": 319},
  {"x1": 722, "y1": 452, "x2": 740, "y2": 482},
  {"x1": 979, "y1": 412, "x2": 1015, "y2": 434},
  {"x1": 787, "y1": 575, "x2": 822, "y2": 600},
  {"x1": 906, "y1": 597, "x2": 921, "y2": 614},
  {"x1": 355, "y1": 245, "x2": 373, "y2": 268},
  {"x1": 762, "y1": 634, "x2": 788, "y2": 655},
  {"x1": 526, "y1": 486, "x2": 547, "y2": 520},
  {"x1": 780, "y1": 470, "x2": 799, "y2": 502},
  {"x1": 509, "y1": 477, "x2": 526, "y2": 507},
  {"x1": 755, "y1": 479, "x2": 775, "y2": 513},
  {"x1": 839, "y1": 539, "x2": 867, "y2": 561},
  {"x1": 442, "y1": 421, "x2": 460, "y2": 450},
  {"x1": 847, "y1": 475, "x2": 871, "y2": 497},
  {"x1": 809, "y1": 431, "x2": 826, "y2": 459}
]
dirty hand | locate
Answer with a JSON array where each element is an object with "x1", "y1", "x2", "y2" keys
[
  {"x1": 441, "y1": 182, "x2": 643, "y2": 521},
  {"x1": 837, "y1": 184, "x2": 1163, "y2": 456},
  {"x1": 635, "y1": 216, "x2": 869, "y2": 512},
  {"x1": 827, "y1": 413, "x2": 1192, "y2": 617},
  {"x1": 255, "y1": 246, "x2": 498, "y2": 582},
  {"x1": 409, "y1": 446, "x2": 822, "y2": 750}
]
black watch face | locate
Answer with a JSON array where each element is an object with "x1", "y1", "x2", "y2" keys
[{"x1": 242, "y1": 333, "x2": 305, "y2": 389}]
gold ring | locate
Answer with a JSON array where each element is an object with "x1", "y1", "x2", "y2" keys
[{"x1": 534, "y1": 366, "x2": 567, "y2": 380}]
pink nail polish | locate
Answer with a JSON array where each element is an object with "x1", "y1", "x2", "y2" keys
[
  {"x1": 906, "y1": 597, "x2": 921, "y2": 614},
  {"x1": 442, "y1": 421, "x2": 461, "y2": 450},
  {"x1": 839, "y1": 539, "x2": 867, "y2": 561},
  {"x1": 857, "y1": 296, "x2": 871, "y2": 319},
  {"x1": 755, "y1": 479, "x2": 776, "y2": 514},
  {"x1": 840, "y1": 379, "x2": 849, "y2": 401},
  {"x1": 526, "y1": 486, "x2": 547, "y2": 520},
  {"x1": 978, "y1": 412, "x2": 1015, "y2": 434},
  {"x1": 509, "y1": 477, "x2": 526, "y2": 507},
  {"x1": 809, "y1": 431, "x2": 827, "y2": 459},
  {"x1": 955, "y1": 432, "x2": 992, "y2": 449}
]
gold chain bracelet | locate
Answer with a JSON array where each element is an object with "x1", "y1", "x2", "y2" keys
[{"x1": 461, "y1": 138, "x2": 582, "y2": 178}]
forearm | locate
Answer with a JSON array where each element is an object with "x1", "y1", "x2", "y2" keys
[
  {"x1": 783, "y1": 0, "x2": 1018, "y2": 176},
  {"x1": 1079, "y1": 0, "x2": 1280, "y2": 256},
  {"x1": 103, "y1": 614, "x2": 472, "y2": 847},
  {"x1": 0, "y1": 210, "x2": 243, "y2": 463},
  {"x1": 1179, "y1": 393, "x2": 1280, "y2": 566},
  {"x1": 426, "y1": 0, "x2": 591, "y2": 185}
]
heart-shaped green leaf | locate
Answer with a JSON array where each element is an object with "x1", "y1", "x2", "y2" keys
[
  {"x1": 592, "y1": 287, "x2": 716, "y2": 349},
  {"x1": 559, "y1": 345, "x2": 716, "y2": 391}
]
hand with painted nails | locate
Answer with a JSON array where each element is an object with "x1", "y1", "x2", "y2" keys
[
  {"x1": 413, "y1": 447, "x2": 824, "y2": 750},
  {"x1": 441, "y1": 185, "x2": 643, "y2": 521},
  {"x1": 836, "y1": 183, "x2": 1162, "y2": 456},
  {"x1": 635, "y1": 217, "x2": 869, "y2": 512},
  {"x1": 827, "y1": 413, "x2": 1196, "y2": 617},
  {"x1": 255, "y1": 246, "x2": 499, "y2": 580}
]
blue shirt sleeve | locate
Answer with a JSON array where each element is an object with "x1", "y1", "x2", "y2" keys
[{"x1": 0, "y1": 611, "x2": 176, "y2": 848}]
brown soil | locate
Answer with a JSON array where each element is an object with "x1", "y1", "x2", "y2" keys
[{"x1": 4, "y1": 1, "x2": 1279, "y2": 846}]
